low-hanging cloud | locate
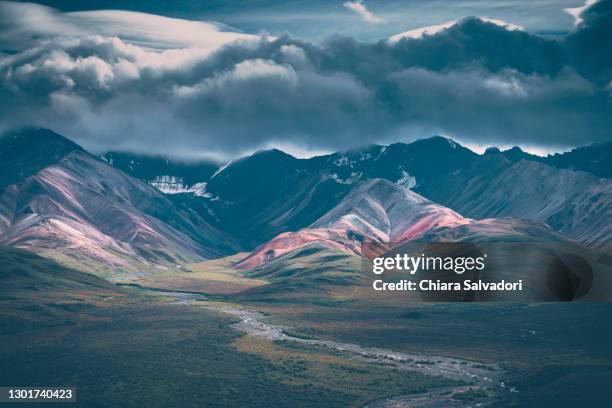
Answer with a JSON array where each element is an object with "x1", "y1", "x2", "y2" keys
[{"x1": 0, "y1": 0, "x2": 611, "y2": 159}]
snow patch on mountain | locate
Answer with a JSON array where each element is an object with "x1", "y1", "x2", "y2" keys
[
  {"x1": 150, "y1": 175, "x2": 191, "y2": 194},
  {"x1": 190, "y1": 182, "x2": 213, "y2": 197},
  {"x1": 330, "y1": 172, "x2": 363, "y2": 185},
  {"x1": 149, "y1": 177, "x2": 215, "y2": 197},
  {"x1": 211, "y1": 161, "x2": 232, "y2": 178},
  {"x1": 334, "y1": 156, "x2": 353, "y2": 167},
  {"x1": 396, "y1": 170, "x2": 417, "y2": 189}
]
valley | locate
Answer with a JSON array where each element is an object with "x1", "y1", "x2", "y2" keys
[
  {"x1": 1, "y1": 128, "x2": 611, "y2": 407},
  {"x1": 4, "y1": 255, "x2": 611, "y2": 408}
]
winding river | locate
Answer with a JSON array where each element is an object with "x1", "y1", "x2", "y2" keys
[{"x1": 133, "y1": 286, "x2": 512, "y2": 407}]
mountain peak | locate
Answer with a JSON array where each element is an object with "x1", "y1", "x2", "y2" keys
[
  {"x1": 2, "y1": 127, "x2": 82, "y2": 150},
  {"x1": 351, "y1": 178, "x2": 429, "y2": 206},
  {"x1": 545, "y1": 140, "x2": 612, "y2": 178},
  {"x1": 501, "y1": 146, "x2": 542, "y2": 163},
  {"x1": 250, "y1": 148, "x2": 297, "y2": 160},
  {"x1": 403, "y1": 135, "x2": 462, "y2": 150},
  {"x1": 0, "y1": 128, "x2": 84, "y2": 189}
]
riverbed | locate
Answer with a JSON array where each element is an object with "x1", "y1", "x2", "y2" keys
[{"x1": 140, "y1": 287, "x2": 511, "y2": 407}]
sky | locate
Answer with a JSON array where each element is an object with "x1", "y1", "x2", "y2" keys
[{"x1": 0, "y1": 0, "x2": 610, "y2": 160}]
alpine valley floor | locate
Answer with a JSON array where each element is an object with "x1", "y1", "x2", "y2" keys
[{"x1": 3, "y1": 247, "x2": 611, "y2": 408}]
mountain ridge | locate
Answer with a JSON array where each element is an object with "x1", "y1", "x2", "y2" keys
[
  {"x1": 3, "y1": 127, "x2": 610, "y2": 266},
  {"x1": 0, "y1": 129, "x2": 239, "y2": 273},
  {"x1": 237, "y1": 179, "x2": 567, "y2": 269}
]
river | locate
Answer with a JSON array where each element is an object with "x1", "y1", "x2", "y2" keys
[{"x1": 132, "y1": 286, "x2": 512, "y2": 407}]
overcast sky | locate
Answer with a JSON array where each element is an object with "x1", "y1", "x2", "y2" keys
[{"x1": 0, "y1": 0, "x2": 610, "y2": 160}]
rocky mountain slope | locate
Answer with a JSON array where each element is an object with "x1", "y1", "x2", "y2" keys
[
  {"x1": 422, "y1": 150, "x2": 612, "y2": 247},
  {"x1": 0, "y1": 129, "x2": 238, "y2": 273}
]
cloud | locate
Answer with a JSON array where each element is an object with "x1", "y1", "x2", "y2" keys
[
  {"x1": 0, "y1": 1, "x2": 611, "y2": 159},
  {"x1": 0, "y1": 1, "x2": 260, "y2": 52},
  {"x1": 343, "y1": 1, "x2": 386, "y2": 24},
  {"x1": 565, "y1": 0, "x2": 598, "y2": 26}
]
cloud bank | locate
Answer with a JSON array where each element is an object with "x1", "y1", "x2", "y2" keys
[
  {"x1": 0, "y1": 0, "x2": 611, "y2": 159},
  {"x1": 343, "y1": 1, "x2": 386, "y2": 24}
]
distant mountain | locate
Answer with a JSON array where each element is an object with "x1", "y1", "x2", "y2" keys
[
  {"x1": 311, "y1": 136, "x2": 479, "y2": 191},
  {"x1": 196, "y1": 149, "x2": 353, "y2": 249},
  {"x1": 545, "y1": 141, "x2": 612, "y2": 178},
  {"x1": 237, "y1": 179, "x2": 565, "y2": 269},
  {"x1": 498, "y1": 142, "x2": 612, "y2": 178},
  {"x1": 423, "y1": 150, "x2": 612, "y2": 247},
  {"x1": 101, "y1": 151, "x2": 219, "y2": 195},
  {"x1": 0, "y1": 129, "x2": 238, "y2": 273},
  {"x1": 500, "y1": 146, "x2": 543, "y2": 163}
]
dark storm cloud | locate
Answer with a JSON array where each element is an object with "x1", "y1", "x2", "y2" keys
[{"x1": 0, "y1": 1, "x2": 610, "y2": 158}]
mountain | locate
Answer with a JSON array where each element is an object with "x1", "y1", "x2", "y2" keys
[
  {"x1": 192, "y1": 149, "x2": 354, "y2": 249},
  {"x1": 101, "y1": 151, "x2": 218, "y2": 195},
  {"x1": 498, "y1": 142, "x2": 612, "y2": 179},
  {"x1": 236, "y1": 179, "x2": 465, "y2": 269},
  {"x1": 106, "y1": 135, "x2": 479, "y2": 198},
  {"x1": 545, "y1": 141, "x2": 612, "y2": 178},
  {"x1": 0, "y1": 128, "x2": 84, "y2": 189},
  {"x1": 500, "y1": 146, "x2": 543, "y2": 163},
  {"x1": 311, "y1": 136, "x2": 478, "y2": 191},
  {"x1": 0, "y1": 129, "x2": 238, "y2": 273},
  {"x1": 237, "y1": 179, "x2": 566, "y2": 269},
  {"x1": 422, "y1": 150, "x2": 612, "y2": 247},
  {"x1": 101, "y1": 136, "x2": 480, "y2": 251}
]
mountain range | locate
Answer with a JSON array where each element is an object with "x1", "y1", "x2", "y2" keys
[
  {"x1": 0, "y1": 128, "x2": 610, "y2": 274},
  {"x1": 108, "y1": 136, "x2": 610, "y2": 249}
]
